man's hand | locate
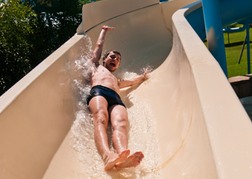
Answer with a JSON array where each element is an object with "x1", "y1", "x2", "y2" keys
[
  {"x1": 141, "y1": 67, "x2": 151, "y2": 81},
  {"x1": 118, "y1": 69, "x2": 151, "y2": 89},
  {"x1": 102, "y1": 25, "x2": 114, "y2": 31},
  {"x1": 136, "y1": 69, "x2": 150, "y2": 84}
]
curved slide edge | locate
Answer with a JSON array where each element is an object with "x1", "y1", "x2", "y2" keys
[{"x1": 171, "y1": 3, "x2": 252, "y2": 179}]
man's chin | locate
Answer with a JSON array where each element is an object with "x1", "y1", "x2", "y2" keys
[{"x1": 110, "y1": 69, "x2": 116, "y2": 72}]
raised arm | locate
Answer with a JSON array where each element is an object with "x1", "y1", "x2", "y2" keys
[{"x1": 91, "y1": 25, "x2": 114, "y2": 64}]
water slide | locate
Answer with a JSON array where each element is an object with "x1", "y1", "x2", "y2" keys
[{"x1": 1, "y1": 0, "x2": 252, "y2": 178}]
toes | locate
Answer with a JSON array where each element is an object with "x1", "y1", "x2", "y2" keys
[
  {"x1": 104, "y1": 150, "x2": 130, "y2": 171},
  {"x1": 115, "y1": 151, "x2": 144, "y2": 169}
]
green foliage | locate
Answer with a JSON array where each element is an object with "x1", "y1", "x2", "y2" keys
[
  {"x1": 224, "y1": 28, "x2": 252, "y2": 77},
  {"x1": 29, "y1": 0, "x2": 82, "y2": 63},
  {"x1": 79, "y1": 0, "x2": 94, "y2": 5},
  {"x1": 0, "y1": 0, "x2": 89, "y2": 95},
  {"x1": 0, "y1": 0, "x2": 37, "y2": 94}
]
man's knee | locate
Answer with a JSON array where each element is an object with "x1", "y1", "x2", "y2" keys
[
  {"x1": 113, "y1": 117, "x2": 128, "y2": 131},
  {"x1": 93, "y1": 109, "x2": 109, "y2": 125}
]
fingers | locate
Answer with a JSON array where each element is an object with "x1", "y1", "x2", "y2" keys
[
  {"x1": 102, "y1": 25, "x2": 115, "y2": 30},
  {"x1": 138, "y1": 73, "x2": 148, "y2": 83},
  {"x1": 142, "y1": 70, "x2": 150, "y2": 80},
  {"x1": 141, "y1": 66, "x2": 152, "y2": 77},
  {"x1": 143, "y1": 67, "x2": 152, "y2": 74}
]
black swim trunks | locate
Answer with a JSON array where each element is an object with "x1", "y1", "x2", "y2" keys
[{"x1": 87, "y1": 85, "x2": 126, "y2": 108}]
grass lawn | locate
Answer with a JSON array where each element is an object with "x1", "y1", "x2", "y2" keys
[{"x1": 224, "y1": 26, "x2": 252, "y2": 77}]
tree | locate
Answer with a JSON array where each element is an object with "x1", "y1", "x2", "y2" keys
[
  {"x1": 0, "y1": 0, "x2": 95, "y2": 95},
  {"x1": 79, "y1": 0, "x2": 96, "y2": 5},
  {"x1": 0, "y1": 0, "x2": 37, "y2": 94},
  {"x1": 26, "y1": 0, "x2": 82, "y2": 65}
]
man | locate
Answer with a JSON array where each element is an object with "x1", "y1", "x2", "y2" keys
[{"x1": 87, "y1": 25, "x2": 148, "y2": 171}]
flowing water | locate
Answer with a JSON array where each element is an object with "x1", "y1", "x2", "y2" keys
[{"x1": 70, "y1": 35, "x2": 161, "y2": 178}]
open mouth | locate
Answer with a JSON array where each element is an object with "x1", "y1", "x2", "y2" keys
[{"x1": 110, "y1": 62, "x2": 116, "y2": 67}]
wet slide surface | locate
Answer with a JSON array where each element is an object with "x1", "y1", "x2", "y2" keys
[{"x1": 1, "y1": 0, "x2": 252, "y2": 179}]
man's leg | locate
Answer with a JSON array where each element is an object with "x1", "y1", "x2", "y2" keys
[
  {"x1": 89, "y1": 97, "x2": 129, "y2": 170},
  {"x1": 109, "y1": 105, "x2": 129, "y2": 154},
  {"x1": 110, "y1": 105, "x2": 144, "y2": 169},
  {"x1": 89, "y1": 96, "x2": 110, "y2": 156}
]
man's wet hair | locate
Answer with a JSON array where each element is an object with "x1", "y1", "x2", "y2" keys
[{"x1": 102, "y1": 50, "x2": 121, "y2": 60}]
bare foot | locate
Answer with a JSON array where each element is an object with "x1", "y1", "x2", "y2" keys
[
  {"x1": 115, "y1": 151, "x2": 144, "y2": 169},
  {"x1": 104, "y1": 149, "x2": 130, "y2": 171}
]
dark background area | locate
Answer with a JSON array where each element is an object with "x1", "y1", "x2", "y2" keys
[{"x1": 0, "y1": 0, "x2": 97, "y2": 95}]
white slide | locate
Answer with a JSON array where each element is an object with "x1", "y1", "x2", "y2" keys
[{"x1": 1, "y1": 0, "x2": 252, "y2": 178}]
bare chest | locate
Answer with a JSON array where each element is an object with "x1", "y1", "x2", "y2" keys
[{"x1": 92, "y1": 65, "x2": 118, "y2": 83}]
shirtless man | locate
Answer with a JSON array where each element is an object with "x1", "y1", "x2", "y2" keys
[{"x1": 87, "y1": 25, "x2": 147, "y2": 171}]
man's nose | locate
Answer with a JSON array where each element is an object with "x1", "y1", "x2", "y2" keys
[{"x1": 112, "y1": 57, "x2": 119, "y2": 61}]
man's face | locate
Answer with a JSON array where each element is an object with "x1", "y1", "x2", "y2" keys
[{"x1": 103, "y1": 51, "x2": 121, "y2": 72}]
